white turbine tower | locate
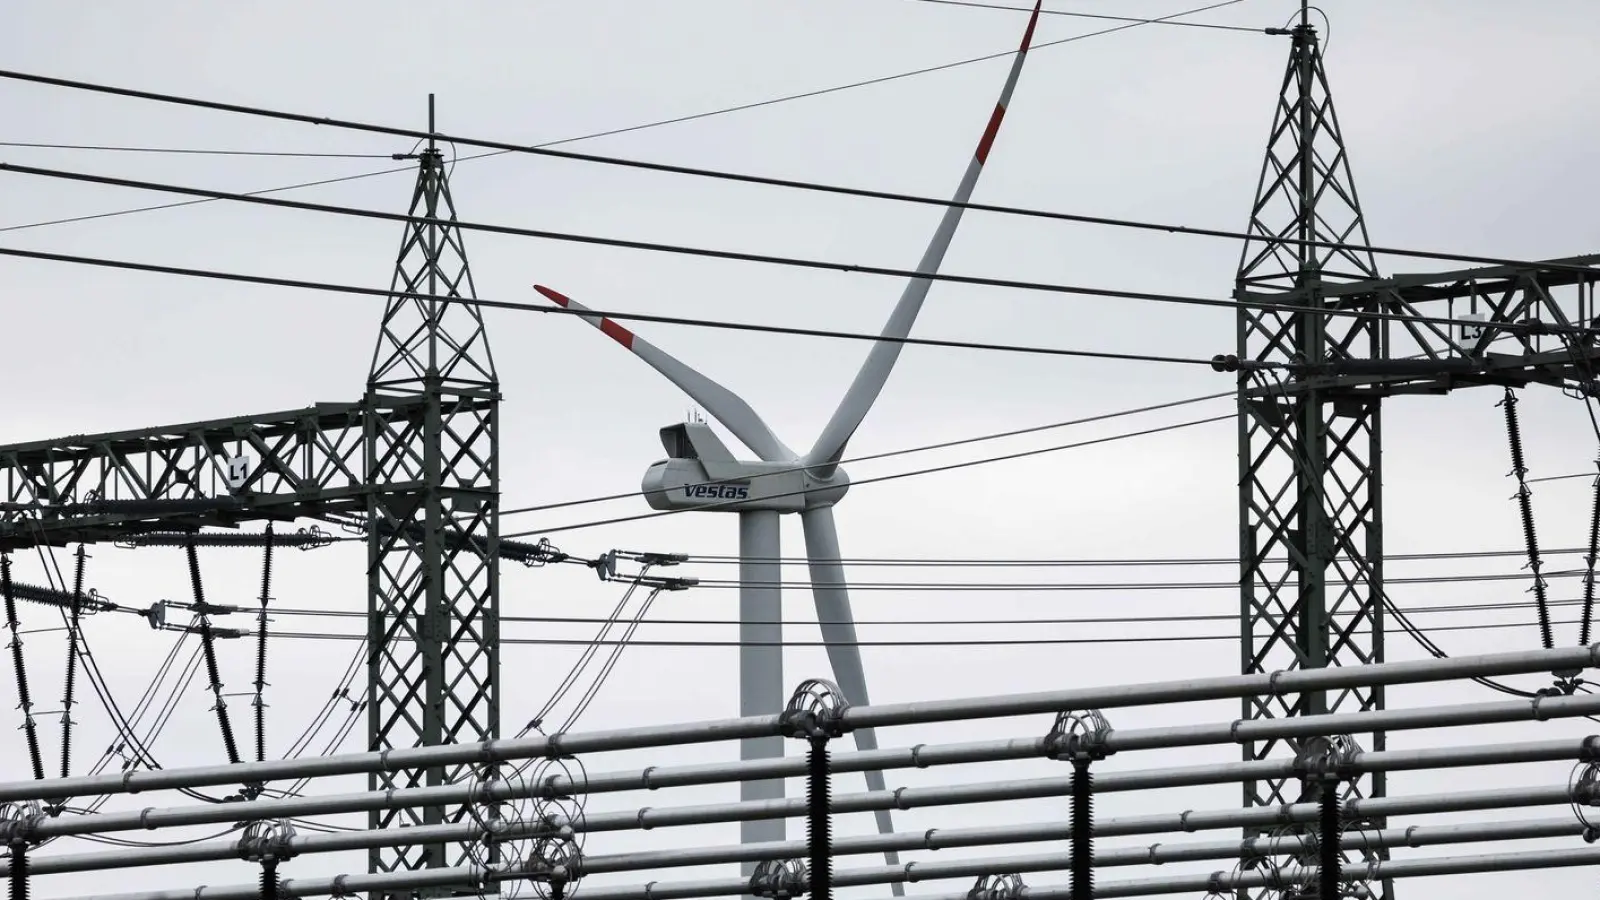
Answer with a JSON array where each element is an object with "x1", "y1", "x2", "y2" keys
[{"x1": 535, "y1": 3, "x2": 1040, "y2": 884}]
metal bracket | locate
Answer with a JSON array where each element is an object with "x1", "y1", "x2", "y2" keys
[
  {"x1": 780, "y1": 678, "x2": 848, "y2": 741},
  {"x1": 1044, "y1": 708, "x2": 1113, "y2": 762},
  {"x1": 750, "y1": 858, "x2": 808, "y2": 899}
]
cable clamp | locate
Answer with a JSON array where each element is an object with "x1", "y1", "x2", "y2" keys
[
  {"x1": 239, "y1": 819, "x2": 297, "y2": 863},
  {"x1": 749, "y1": 859, "x2": 807, "y2": 899},
  {"x1": 0, "y1": 802, "x2": 42, "y2": 846},
  {"x1": 1044, "y1": 708, "x2": 1112, "y2": 762},
  {"x1": 779, "y1": 679, "x2": 847, "y2": 740}
]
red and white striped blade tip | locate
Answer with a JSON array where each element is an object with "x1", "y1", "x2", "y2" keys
[
  {"x1": 1021, "y1": 1, "x2": 1042, "y2": 51},
  {"x1": 534, "y1": 284, "x2": 637, "y2": 349},
  {"x1": 533, "y1": 284, "x2": 571, "y2": 307}
]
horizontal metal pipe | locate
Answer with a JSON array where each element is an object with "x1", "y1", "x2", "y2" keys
[
  {"x1": 943, "y1": 845, "x2": 1600, "y2": 899},
  {"x1": 12, "y1": 770, "x2": 1585, "y2": 879},
  {"x1": 571, "y1": 844, "x2": 1600, "y2": 900},
  {"x1": 19, "y1": 693, "x2": 1597, "y2": 843},
  {"x1": 501, "y1": 818, "x2": 1600, "y2": 897},
  {"x1": 836, "y1": 644, "x2": 1600, "y2": 730},
  {"x1": 17, "y1": 734, "x2": 1594, "y2": 844},
  {"x1": 573, "y1": 813, "x2": 1584, "y2": 876},
  {"x1": 49, "y1": 815, "x2": 1600, "y2": 900},
  {"x1": 5, "y1": 643, "x2": 1593, "y2": 803},
  {"x1": 559, "y1": 737, "x2": 1596, "y2": 834}
]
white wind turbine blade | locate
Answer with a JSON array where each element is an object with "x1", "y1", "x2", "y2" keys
[
  {"x1": 804, "y1": 0, "x2": 1042, "y2": 477},
  {"x1": 799, "y1": 504, "x2": 903, "y2": 894},
  {"x1": 535, "y1": 285, "x2": 796, "y2": 462}
]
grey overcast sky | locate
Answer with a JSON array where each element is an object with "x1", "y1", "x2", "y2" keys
[{"x1": 4, "y1": 1, "x2": 1600, "y2": 897}]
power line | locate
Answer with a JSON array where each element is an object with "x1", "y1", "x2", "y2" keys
[
  {"x1": 497, "y1": 392, "x2": 1233, "y2": 517},
  {"x1": 506, "y1": 415, "x2": 1600, "y2": 538},
  {"x1": 268, "y1": 595, "x2": 1600, "y2": 627},
  {"x1": 0, "y1": 164, "x2": 1570, "y2": 344},
  {"x1": 0, "y1": 0, "x2": 1244, "y2": 236},
  {"x1": 0, "y1": 141, "x2": 391, "y2": 159},
  {"x1": 257, "y1": 615, "x2": 1588, "y2": 648},
  {"x1": 511, "y1": 413, "x2": 1233, "y2": 537},
  {"x1": 0, "y1": 242, "x2": 1216, "y2": 367},
  {"x1": 903, "y1": 0, "x2": 1264, "y2": 31},
  {"x1": 9, "y1": 57, "x2": 1600, "y2": 281},
  {"x1": 669, "y1": 545, "x2": 1600, "y2": 567},
  {"x1": 614, "y1": 568, "x2": 1595, "y2": 591}
]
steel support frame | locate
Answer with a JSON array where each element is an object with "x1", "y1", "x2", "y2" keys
[
  {"x1": 0, "y1": 404, "x2": 368, "y2": 551},
  {"x1": 363, "y1": 113, "x2": 500, "y2": 893},
  {"x1": 1236, "y1": 17, "x2": 1600, "y2": 900},
  {"x1": 0, "y1": 102, "x2": 501, "y2": 898},
  {"x1": 1234, "y1": 18, "x2": 1393, "y2": 899}
]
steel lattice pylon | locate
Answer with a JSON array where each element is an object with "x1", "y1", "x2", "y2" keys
[
  {"x1": 364, "y1": 99, "x2": 501, "y2": 892},
  {"x1": 1234, "y1": 16, "x2": 1392, "y2": 900}
]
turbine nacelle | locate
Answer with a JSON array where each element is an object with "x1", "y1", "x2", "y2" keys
[{"x1": 642, "y1": 421, "x2": 849, "y2": 513}]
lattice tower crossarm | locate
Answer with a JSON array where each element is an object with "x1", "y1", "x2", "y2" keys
[
  {"x1": 1233, "y1": 14, "x2": 1390, "y2": 898},
  {"x1": 363, "y1": 96, "x2": 501, "y2": 892}
]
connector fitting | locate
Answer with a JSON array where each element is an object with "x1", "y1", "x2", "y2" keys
[
  {"x1": 0, "y1": 803, "x2": 42, "y2": 847},
  {"x1": 1295, "y1": 734, "x2": 1361, "y2": 783},
  {"x1": 1044, "y1": 709, "x2": 1113, "y2": 763},
  {"x1": 750, "y1": 859, "x2": 808, "y2": 899},
  {"x1": 780, "y1": 679, "x2": 848, "y2": 741},
  {"x1": 239, "y1": 820, "x2": 297, "y2": 864},
  {"x1": 967, "y1": 873, "x2": 1026, "y2": 900}
]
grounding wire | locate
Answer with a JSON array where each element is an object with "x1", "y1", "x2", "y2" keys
[
  {"x1": 4, "y1": 164, "x2": 1595, "y2": 347},
  {"x1": 0, "y1": 0, "x2": 1245, "y2": 236}
]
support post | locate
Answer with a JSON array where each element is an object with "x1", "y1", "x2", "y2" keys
[
  {"x1": 781, "y1": 680, "x2": 847, "y2": 900},
  {"x1": 0, "y1": 804, "x2": 39, "y2": 900},
  {"x1": 1293, "y1": 736, "x2": 1361, "y2": 899},
  {"x1": 1045, "y1": 710, "x2": 1111, "y2": 900},
  {"x1": 364, "y1": 94, "x2": 501, "y2": 894},
  {"x1": 242, "y1": 821, "x2": 294, "y2": 900},
  {"x1": 739, "y1": 509, "x2": 785, "y2": 877},
  {"x1": 1234, "y1": 10, "x2": 1389, "y2": 897}
]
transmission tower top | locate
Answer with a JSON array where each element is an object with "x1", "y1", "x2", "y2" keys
[{"x1": 366, "y1": 93, "x2": 497, "y2": 392}]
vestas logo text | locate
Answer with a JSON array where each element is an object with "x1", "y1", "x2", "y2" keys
[{"x1": 684, "y1": 483, "x2": 750, "y2": 500}]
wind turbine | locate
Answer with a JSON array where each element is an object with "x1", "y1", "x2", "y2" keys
[{"x1": 534, "y1": 2, "x2": 1041, "y2": 883}]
